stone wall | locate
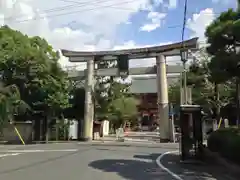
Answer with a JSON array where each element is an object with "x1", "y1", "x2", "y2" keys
[{"x1": 2, "y1": 122, "x2": 33, "y2": 144}]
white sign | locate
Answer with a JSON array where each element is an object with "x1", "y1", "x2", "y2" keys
[{"x1": 116, "y1": 128, "x2": 124, "y2": 140}]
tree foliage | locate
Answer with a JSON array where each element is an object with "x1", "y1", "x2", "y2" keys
[
  {"x1": 0, "y1": 83, "x2": 30, "y2": 134},
  {"x1": 94, "y1": 59, "x2": 139, "y2": 128},
  {"x1": 205, "y1": 8, "x2": 240, "y2": 80},
  {"x1": 168, "y1": 48, "x2": 234, "y2": 116},
  {"x1": 95, "y1": 78, "x2": 139, "y2": 124},
  {"x1": 0, "y1": 26, "x2": 71, "y2": 128}
]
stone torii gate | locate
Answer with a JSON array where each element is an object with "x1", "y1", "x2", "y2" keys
[{"x1": 61, "y1": 37, "x2": 198, "y2": 142}]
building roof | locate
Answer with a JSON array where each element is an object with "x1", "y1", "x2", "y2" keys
[
  {"x1": 73, "y1": 75, "x2": 179, "y2": 94},
  {"x1": 130, "y1": 76, "x2": 179, "y2": 94}
]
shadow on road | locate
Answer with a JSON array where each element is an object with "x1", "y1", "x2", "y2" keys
[
  {"x1": 89, "y1": 157, "x2": 173, "y2": 180},
  {"x1": 159, "y1": 153, "x2": 238, "y2": 180},
  {"x1": 90, "y1": 152, "x2": 238, "y2": 180}
]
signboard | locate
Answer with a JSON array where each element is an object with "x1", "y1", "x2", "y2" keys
[
  {"x1": 95, "y1": 55, "x2": 118, "y2": 61},
  {"x1": 101, "y1": 55, "x2": 118, "y2": 61},
  {"x1": 117, "y1": 55, "x2": 129, "y2": 76},
  {"x1": 69, "y1": 56, "x2": 93, "y2": 62}
]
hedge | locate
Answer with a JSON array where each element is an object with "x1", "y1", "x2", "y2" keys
[{"x1": 207, "y1": 127, "x2": 240, "y2": 165}]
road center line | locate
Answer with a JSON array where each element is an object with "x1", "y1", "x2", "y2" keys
[{"x1": 156, "y1": 151, "x2": 183, "y2": 180}]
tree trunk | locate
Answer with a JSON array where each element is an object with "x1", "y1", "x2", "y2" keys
[
  {"x1": 55, "y1": 119, "x2": 59, "y2": 141},
  {"x1": 46, "y1": 110, "x2": 53, "y2": 143},
  {"x1": 214, "y1": 83, "x2": 220, "y2": 123},
  {"x1": 40, "y1": 119, "x2": 43, "y2": 141},
  {"x1": 46, "y1": 117, "x2": 49, "y2": 143}
]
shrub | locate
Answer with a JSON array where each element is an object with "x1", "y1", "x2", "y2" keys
[{"x1": 207, "y1": 127, "x2": 240, "y2": 165}]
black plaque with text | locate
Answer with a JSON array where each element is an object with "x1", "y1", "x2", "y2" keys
[{"x1": 117, "y1": 55, "x2": 129, "y2": 76}]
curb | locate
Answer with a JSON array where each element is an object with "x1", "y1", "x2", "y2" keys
[
  {"x1": 156, "y1": 151, "x2": 183, "y2": 180},
  {"x1": 0, "y1": 140, "x2": 179, "y2": 149},
  {"x1": 77, "y1": 141, "x2": 179, "y2": 149},
  {"x1": 124, "y1": 138, "x2": 157, "y2": 143},
  {"x1": 203, "y1": 148, "x2": 240, "y2": 176}
]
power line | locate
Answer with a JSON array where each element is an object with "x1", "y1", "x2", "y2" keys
[
  {"x1": 4, "y1": 0, "x2": 119, "y2": 21},
  {"x1": 4, "y1": 0, "x2": 142, "y2": 23},
  {"x1": 3, "y1": 0, "x2": 222, "y2": 24}
]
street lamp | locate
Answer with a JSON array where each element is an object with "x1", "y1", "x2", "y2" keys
[{"x1": 180, "y1": 50, "x2": 189, "y2": 104}]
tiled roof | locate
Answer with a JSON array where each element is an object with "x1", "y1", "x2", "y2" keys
[{"x1": 130, "y1": 76, "x2": 179, "y2": 94}]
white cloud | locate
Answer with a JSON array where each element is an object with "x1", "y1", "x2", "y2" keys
[
  {"x1": 212, "y1": 0, "x2": 231, "y2": 4},
  {"x1": 0, "y1": 0, "x2": 150, "y2": 68},
  {"x1": 140, "y1": 11, "x2": 166, "y2": 32},
  {"x1": 125, "y1": 21, "x2": 132, "y2": 25},
  {"x1": 168, "y1": 0, "x2": 177, "y2": 9},
  {"x1": 1, "y1": 0, "x2": 151, "y2": 47},
  {"x1": 113, "y1": 40, "x2": 181, "y2": 68},
  {"x1": 140, "y1": 0, "x2": 177, "y2": 11},
  {"x1": 184, "y1": 8, "x2": 216, "y2": 62},
  {"x1": 0, "y1": 0, "x2": 179, "y2": 70},
  {"x1": 187, "y1": 8, "x2": 215, "y2": 43}
]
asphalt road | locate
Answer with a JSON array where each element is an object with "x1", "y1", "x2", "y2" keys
[
  {"x1": 0, "y1": 142, "x2": 237, "y2": 180},
  {"x1": 0, "y1": 143, "x2": 177, "y2": 180}
]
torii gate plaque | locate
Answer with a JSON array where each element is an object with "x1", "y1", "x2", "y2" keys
[{"x1": 62, "y1": 37, "x2": 198, "y2": 142}]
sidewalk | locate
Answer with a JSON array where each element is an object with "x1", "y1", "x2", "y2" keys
[
  {"x1": 101, "y1": 135, "x2": 157, "y2": 142},
  {"x1": 160, "y1": 152, "x2": 238, "y2": 180}
]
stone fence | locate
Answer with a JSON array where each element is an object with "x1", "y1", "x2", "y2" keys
[{"x1": 1, "y1": 121, "x2": 32, "y2": 144}]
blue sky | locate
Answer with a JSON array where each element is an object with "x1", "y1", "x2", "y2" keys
[{"x1": 115, "y1": 0, "x2": 237, "y2": 46}]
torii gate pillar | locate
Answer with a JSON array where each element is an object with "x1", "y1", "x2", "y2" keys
[
  {"x1": 82, "y1": 58, "x2": 94, "y2": 141},
  {"x1": 156, "y1": 54, "x2": 173, "y2": 142}
]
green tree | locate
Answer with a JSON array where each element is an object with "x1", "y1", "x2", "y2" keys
[
  {"x1": 95, "y1": 71, "x2": 139, "y2": 129},
  {"x1": 168, "y1": 83, "x2": 181, "y2": 105},
  {"x1": 0, "y1": 83, "x2": 29, "y2": 134},
  {"x1": 94, "y1": 60, "x2": 116, "y2": 119},
  {"x1": 65, "y1": 86, "x2": 85, "y2": 120},
  {"x1": 168, "y1": 48, "x2": 233, "y2": 117},
  {"x1": 0, "y1": 26, "x2": 71, "y2": 141},
  {"x1": 110, "y1": 96, "x2": 139, "y2": 128},
  {"x1": 205, "y1": 5, "x2": 240, "y2": 123}
]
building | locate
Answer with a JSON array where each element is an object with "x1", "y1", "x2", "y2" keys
[
  {"x1": 130, "y1": 75, "x2": 179, "y2": 129},
  {"x1": 70, "y1": 73, "x2": 180, "y2": 130}
]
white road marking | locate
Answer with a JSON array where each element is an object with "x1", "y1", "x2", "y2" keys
[
  {"x1": 0, "y1": 149, "x2": 78, "y2": 153},
  {"x1": 156, "y1": 151, "x2": 183, "y2": 180},
  {"x1": 124, "y1": 138, "x2": 156, "y2": 142},
  {"x1": 0, "y1": 153, "x2": 22, "y2": 158}
]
